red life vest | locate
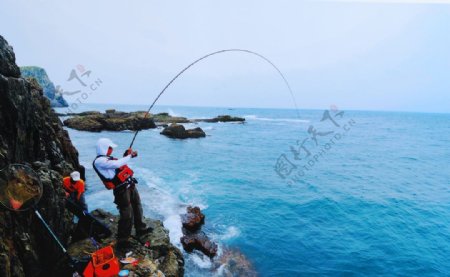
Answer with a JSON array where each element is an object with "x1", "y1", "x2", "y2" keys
[{"x1": 92, "y1": 155, "x2": 134, "y2": 190}]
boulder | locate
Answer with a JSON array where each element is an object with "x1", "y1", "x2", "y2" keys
[
  {"x1": 160, "y1": 124, "x2": 206, "y2": 139},
  {"x1": 180, "y1": 206, "x2": 217, "y2": 258},
  {"x1": 181, "y1": 206, "x2": 205, "y2": 232},
  {"x1": 180, "y1": 231, "x2": 218, "y2": 258}
]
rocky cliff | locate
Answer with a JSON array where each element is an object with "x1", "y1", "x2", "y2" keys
[
  {"x1": 0, "y1": 35, "x2": 184, "y2": 277},
  {"x1": 0, "y1": 35, "x2": 83, "y2": 276},
  {"x1": 20, "y1": 66, "x2": 68, "y2": 107}
]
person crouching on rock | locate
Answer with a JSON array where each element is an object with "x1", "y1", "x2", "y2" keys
[
  {"x1": 63, "y1": 171, "x2": 88, "y2": 212},
  {"x1": 93, "y1": 138, "x2": 152, "y2": 251}
]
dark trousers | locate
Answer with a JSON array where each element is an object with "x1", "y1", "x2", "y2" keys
[
  {"x1": 69, "y1": 192, "x2": 88, "y2": 212},
  {"x1": 113, "y1": 185, "x2": 147, "y2": 241}
]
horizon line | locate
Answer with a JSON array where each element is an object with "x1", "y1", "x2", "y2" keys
[{"x1": 57, "y1": 102, "x2": 450, "y2": 115}]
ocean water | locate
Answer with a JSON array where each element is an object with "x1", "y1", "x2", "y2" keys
[{"x1": 56, "y1": 104, "x2": 450, "y2": 276}]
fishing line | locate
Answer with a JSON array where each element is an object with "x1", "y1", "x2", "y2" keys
[{"x1": 129, "y1": 49, "x2": 299, "y2": 148}]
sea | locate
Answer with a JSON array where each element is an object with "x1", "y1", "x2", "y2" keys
[{"x1": 55, "y1": 104, "x2": 450, "y2": 276}]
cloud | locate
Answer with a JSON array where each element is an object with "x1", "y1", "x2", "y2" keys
[{"x1": 321, "y1": 0, "x2": 450, "y2": 3}]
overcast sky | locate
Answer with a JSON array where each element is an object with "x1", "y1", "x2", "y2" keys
[{"x1": 1, "y1": 0, "x2": 449, "y2": 112}]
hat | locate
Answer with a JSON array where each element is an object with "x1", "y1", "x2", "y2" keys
[{"x1": 70, "y1": 171, "x2": 81, "y2": 181}]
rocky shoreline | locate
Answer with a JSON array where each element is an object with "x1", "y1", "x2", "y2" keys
[
  {"x1": 0, "y1": 35, "x2": 184, "y2": 276},
  {"x1": 60, "y1": 210, "x2": 184, "y2": 277},
  {"x1": 0, "y1": 34, "x2": 258, "y2": 277}
]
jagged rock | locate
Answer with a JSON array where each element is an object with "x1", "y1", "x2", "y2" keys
[
  {"x1": 194, "y1": 115, "x2": 245, "y2": 123},
  {"x1": 61, "y1": 209, "x2": 184, "y2": 277},
  {"x1": 180, "y1": 231, "x2": 218, "y2": 258},
  {"x1": 160, "y1": 124, "x2": 206, "y2": 139},
  {"x1": 180, "y1": 206, "x2": 217, "y2": 258},
  {"x1": 0, "y1": 35, "x2": 184, "y2": 276},
  {"x1": 181, "y1": 206, "x2": 205, "y2": 232},
  {"x1": 0, "y1": 36, "x2": 20, "y2": 77},
  {"x1": 20, "y1": 66, "x2": 69, "y2": 107},
  {"x1": 0, "y1": 35, "x2": 83, "y2": 276},
  {"x1": 63, "y1": 110, "x2": 157, "y2": 132}
]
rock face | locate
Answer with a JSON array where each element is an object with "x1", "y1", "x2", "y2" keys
[
  {"x1": 0, "y1": 35, "x2": 184, "y2": 277},
  {"x1": 180, "y1": 206, "x2": 217, "y2": 258},
  {"x1": 0, "y1": 35, "x2": 83, "y2": 276},
  {"x1": 20, "y1": 66, "x2": 69, "y2": 107},
  {"x1": 160, "y1": 124, "x2": 206, "y2": 139},
  {"x1": 63, "y1": 110, "x2": 157, "y2": 132},
  {"x1": 59, "y1": 209, "x2": 184, "y2": 277},
  {"x1": 0, "y1": 36, "x2": 20, "y2": 78}
]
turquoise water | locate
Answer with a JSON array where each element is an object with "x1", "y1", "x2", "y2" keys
[{"x1": 56, "y1": 104, "x2": 450, "y2": 276}]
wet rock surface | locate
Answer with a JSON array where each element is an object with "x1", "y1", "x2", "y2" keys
[
  {"x1": 180, "y1": 206, "x2": 217, "y2": 258},
  {"x1": 180, "y1": 232, "x2": 218, "y2": 259},
  {"x1": 160, "y1": 124, "x2": 206, "y2": 139},
  {"x1": 181, "y1": 206, "x2": 205, "y2": 232},
  {"x1": 62, "y1": 209, "x2": 184, "y2": 277}
]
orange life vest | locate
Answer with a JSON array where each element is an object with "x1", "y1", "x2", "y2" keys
[{"x1": 92, "y1": 155, "x2": 134, "y2": 190}]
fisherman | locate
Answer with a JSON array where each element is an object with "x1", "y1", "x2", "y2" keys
[
  {"x1": 92, "y1": 138, "x2": 151, "y2": 250},
  {"x1": 62, "y1": 171, "x2": 88, "y2": 211}
]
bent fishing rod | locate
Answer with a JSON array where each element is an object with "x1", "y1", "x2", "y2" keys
[{"x1": 129, "y1": 49, "x2": 299, "y2": 148}]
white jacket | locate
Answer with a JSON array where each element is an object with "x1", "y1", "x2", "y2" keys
[{"x1": 94, "y1": 138, "x2": 132, "y2": 179}]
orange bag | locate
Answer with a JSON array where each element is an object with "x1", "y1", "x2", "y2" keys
[{"x1": 83, "y1": 246, "x2": 120, "y2": 277}]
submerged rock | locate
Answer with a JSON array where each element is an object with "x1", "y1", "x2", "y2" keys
[
  {"x1": 20, "y1": 66, "x2": 69, "y2": 107},
  {"x1": 63, "y1": 110, "x2": 157, "y2": 132},
  {"x1": 213, "y1": 248, "x2": 257, "y2": 277},
  {"x1": 160, "y1": 124, "x2": 206, "y2": 139}
]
